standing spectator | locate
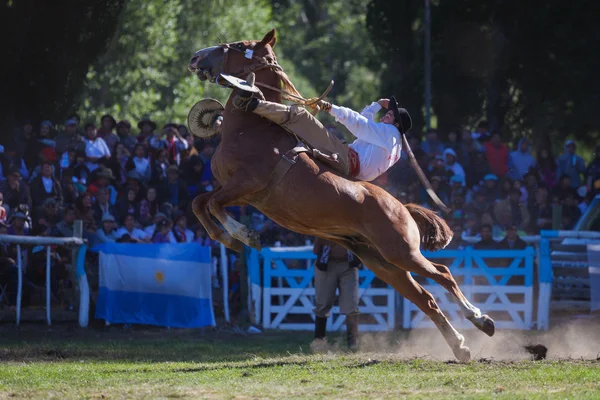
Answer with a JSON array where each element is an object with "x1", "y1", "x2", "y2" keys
[
  {"x1": 55, "y1": 119, "x2": 85, "y2": 155},
  {"x1": 116, "y1": 120, "x2": 137, "y2": 153},
  {"x1": 151, "y1": 148, "x2": 170, "y2": 184},
  {"x1": 585, "y1": 144, "x2": 600, "y2": 195},
  {"x1": 494, "y1": 188, "x2": 530, "y2": 231},
  {"x1": 164, "y1": 125, "x2": 189, "y2": 166},
  {"x1": 87, "y1": 167, "x2": 118, "y2": 206},
  {"x1": 125, "y1": 144, "x2": 152, "y2": 183},
  {"x1": 484, "y1": 132, "x2": 509, "y2": 178},
  {"x1": 471, "y1": 121, "x2": 491, "y2": 142},
  {"x1": 473, "y1": 224, "x2": 499, "y2": 250},
  {"x1": 116, "y1": 188, "x2": 139, "y2": 221},
  {"x1": 108, "y1": 143, "x2": 131, "y2": 186},
  {"x1": 137, "y1": 117, "x2": 157, "y2": 145},
  {"x1": 498, "y1": 225, "x2": 528, "y2": 250},
  {"x1": 171, "y1": 213, "x2": 194, "y2": 243},
  {"x1": 116, "y1": 214, "x2": 150, "y2": 243},
  {"x1": 29, "y1": 160, "x2": 63, "y2": 209},
  {"x1": 556, "y1": 140, "x2": 586, "y2": 188},
  {"x1": 421, "y1": 129, "x2": 445, "y2": 158},
  {"x1": 535, "y1": 146, "x2": 557, "y2": 190},
  {"x1": 198, "y1": 140, "x2": 216, "y2": 191},
  {"x1": 443, "y1": 148, "x2": 466, "y2": 181},
  {"x1": 312, "y1": 238, "x2": 360, "y2": 351},
  {"x1": 92, "y1": 187, "x2": 115, "y2": 225},
  {"x1": 0, "y1": 167, "x2": 32, "y2": 213},
  {"x1": 84, "y1": 122, "x2": 111, "y2": 173},
  {"x1": 97, "y1": 114, "x2": 119, "y2": 152},
  {"x1": 152, "y1": 219, "x2": 173, "y2": 243},
  {"x1": 158, "y1": 165, "x2": 189, "y2": 213},
  {"x1": 507, "y1": 138, "x2": 536, "y2": 181}
]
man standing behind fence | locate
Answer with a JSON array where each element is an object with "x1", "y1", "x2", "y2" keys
[{"x1": 312, "y1": 238, "x2": 360, "y2": 352}]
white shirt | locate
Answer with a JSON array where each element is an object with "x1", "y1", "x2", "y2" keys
[
  {"x1": 330, "y1": 102, "x2": 402, "y2": 182},
  {"x1": 85, "y1": 137, "x2": 111, "y2": 172},
  {"x1": 116, "y1": 227, "x2": 149, "y2": 241}
]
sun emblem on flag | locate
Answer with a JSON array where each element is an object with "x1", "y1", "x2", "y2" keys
[{"x1": 155, "y1": 271, "x2": 165, "y2": 283}]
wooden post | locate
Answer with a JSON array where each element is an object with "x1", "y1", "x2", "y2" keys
[{"x1": 71, "y1": 220, "x2": 83, "y2": 311}]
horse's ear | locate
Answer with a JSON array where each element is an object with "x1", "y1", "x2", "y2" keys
[{"x1": 258, "y1": 28, "x2": 277, "y2": 48}]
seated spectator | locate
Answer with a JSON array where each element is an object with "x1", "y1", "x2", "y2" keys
[
  {"x1": 0, "y1": 167, "x2": 32, "y2": 214},
  {"x1": 462, "y1": 213, "x2": 479, "y2": 239},
  {"x1": 56, "y1": 206, "x2": 77, "y2": 237},
  {"x1": 61, "y1": 171, "x2": 80, "y2": 205},
  {"x1": 138, "y1": 199, "x2": 153, "y2": 227},
  {"x1": 507, "y1": 138, "x2": 535, "y2": 181},
  {"x1": 536, "y1": 146, "x2": 557, "y2": 190},
  {"x1": 465, "y1": 188, "x2": 493, "y2": 217},
  {"x1": 494, "y1": 187, "x2": 530, "y2": 231},
  {"x1": 158, "y1": 165, "x2": 189, "y2": 213},
  {"x1": 444, "y1": 148, "x2": 466, "y2": 182},
  {"x1": 183, "y1": 155, "x2": 206, "y2": 198},
  {"x1": 96, "y1": 214, "x2": 119, "y2": 243},
  {"x1": 151, "y1": 148, "x2": 170, "y2": 184},
  {"x1": 194, "y1": 224, "x2": 212, "y2": 247},
  {"x1": 421, "y1": 128, "x2": 445, "y2": 158},
  {"x1": 70, "y1": 150, "x2": 91, "y2": 184},
  {"x1": 29, "y1": 160, "x2": 63, "y2": 209},
  {"x1": 171, "y1": 213, "x2": 194, "y2": 243},
  {"x1": 92, "y1": 187, "x2": 116, "y2": 225},
  {"x1": 151, "y1": 219, "x2": 173, "y2": 244},
  {"x1": 116, "y1": 188, "x2": 139, "y2": 221},
  {"x1": 124, "y1": 171, "x2": 146, "y2": 202},
  {"x1": 0, "y1": 143, "x2": 29, "y2": 181},
  {"x1": 97, "y1": 114, "x2": 119, "y2": 152},
  {"x1": 87, "y1": 167, "x2": 118, "y2": 206},
  {"x1": 473, "y1": 224, "x2": 499, "y2": 250},
  {"x1": 108, "y1": 143, "x2": 131, "y2": 186},
  {"x1": 37, "y1": 198, "x2": 60, "y2": 229},
  {"x1": 75, "y1": 192, "x2": 97, "y2": 235},
  {"x1": 144, "y1": 212, "x2": 167, "y2": 238},
  {"x1": 145, "y1": 186, "x2": 159, "y2": 217},
  {"x1": 529, "y1": 187, "x2": 553, "y2": 232},
  {"x1": 55, "y1": 119, "x2": 85, "y2": 155},
  {"x1": 427, "y1": 155, "x2": 452, "y2": 185},
  {"x1": 126, "y1": 144, "x2": 152, "y2": 183},
  {"x1": 7, "y1": 211, "x2": 29, "y2": 236},
  {"x1": 444, "y1": 131, "x2": 460, "y2": 154},
  {"x1": 481, "y1": 212, "x2": 502, "y2": 238},
  {"x1": 479, "y1": 174, "x2": 500, "y2": 202},
  {"x1": 483, "y1": 131, "x2": 509, "y2": 178},
  {"x1": 445, "y1": 222, "x2": 468, "y2": 250},
  {"x1": 471, "y1": 120, "x2": 491, "y2": 142},
  {"x1": 498, "y1": 225, "x2": 528, "y2": 250},
  {"x1": 116, "y1": 214, "x2": 150, "y2": 243},
  {"x1": 84, "y1": 122, "x2": 111, "y2": 173},
  {"x1": 556, "y1": 140, "x2": 586, "y2": 188},
  {"x1": 553, "y1": 175, "x2": 577, "y2": 201}
]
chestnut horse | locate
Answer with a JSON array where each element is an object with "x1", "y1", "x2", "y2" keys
[{"x1": 188, "y1": 29, "x2": 494, "y2": 361}]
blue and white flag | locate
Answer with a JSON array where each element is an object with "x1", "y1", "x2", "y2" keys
[{"x1": 95, "y1": 243, "x2": 215, "y2": 328}]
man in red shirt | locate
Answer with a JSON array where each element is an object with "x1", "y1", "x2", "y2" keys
[{"x1": 484, "y1": 131, "x2": 509, "y2": 178}]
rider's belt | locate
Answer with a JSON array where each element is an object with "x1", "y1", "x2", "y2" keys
[{"x1": 348, "y1": 148, "x2": 360, "y2": 178}]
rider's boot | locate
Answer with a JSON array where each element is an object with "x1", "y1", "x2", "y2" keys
[{"x1": 346, "y1": 313, "x2": 359, "y2": 352}]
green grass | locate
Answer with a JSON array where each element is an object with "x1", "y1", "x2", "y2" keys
[{"x1": 0, "y1": 326, "x2": 599, "y2": 399}]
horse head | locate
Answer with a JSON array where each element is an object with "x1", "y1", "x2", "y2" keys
[{"x1": 188, "y1": 29, "x2": 278, "y2": 85}]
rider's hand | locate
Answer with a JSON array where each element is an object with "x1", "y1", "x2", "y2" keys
[{"x1": 377, "y1": 99, "x2": 390, "y2": 109}]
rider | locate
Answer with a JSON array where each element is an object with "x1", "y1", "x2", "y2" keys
[{"x1": 232, "y1": 74, "x2": 412, "y2": 182}]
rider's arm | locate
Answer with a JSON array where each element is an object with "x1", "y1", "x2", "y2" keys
[
  {"x1": 359, "y1": 102, "x2": 382, "y2": 120},
  {"x1": 329, "y1": 105, "x2": 399, "y2": 149}
]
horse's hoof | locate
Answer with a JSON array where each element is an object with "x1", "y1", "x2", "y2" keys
[
  {"x1": 480, "y1": 315, "x2": 495, "y2": 337},
  {"x1": 453, "y1": 345, "x2": 471, "y2": 363}
]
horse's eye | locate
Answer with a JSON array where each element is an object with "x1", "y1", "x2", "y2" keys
[{"x1": 236, "y1": 43, "x2": 244, "y2": 49}]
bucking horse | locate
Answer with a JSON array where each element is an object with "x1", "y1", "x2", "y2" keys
[{"x1": 187, "y1": 29, "x2": 494, "y2": 361}]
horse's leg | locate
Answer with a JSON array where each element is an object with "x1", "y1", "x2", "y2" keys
[
  {"x1": 191, "y1": 191, "x2": 244, "y2": 253},
  {"x1": 348, "y1": 244, "x2": 471, "y2": 362},
  {"x1": 206, "y1": 173, "x2": 265, "y2": 250}
]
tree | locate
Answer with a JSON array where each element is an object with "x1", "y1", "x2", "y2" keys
[{"x1": 0, "y1": 0, "x2": 125, "y2": 143}]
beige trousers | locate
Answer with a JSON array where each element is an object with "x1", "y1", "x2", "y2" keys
[
  {"x1": 253, "y1": 101, "x2": 350, "y2": 175},
  {"x1": 313, "y1": 260, "x2": 360, "y2": 317}
]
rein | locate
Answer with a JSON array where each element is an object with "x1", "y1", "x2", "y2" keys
[{"x1": 216, "y1": 43, "x2": 334, "y2": 110}]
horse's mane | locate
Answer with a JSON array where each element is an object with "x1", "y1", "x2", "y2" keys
[{"x1": 274, "y1": 68, "x2": 303, "y2": 103}]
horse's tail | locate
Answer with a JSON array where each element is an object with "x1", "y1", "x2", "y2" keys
[{"x1": 405, "y1": 203, "x2": 453, "y2": 251}]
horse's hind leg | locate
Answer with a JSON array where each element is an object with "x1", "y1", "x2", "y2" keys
[
  {"x1": 192, "y1": 190, "x2": 244, "y2": 253},
  {"x1": 206, "y1": 172, "x2": 265, "y2": 250},
  {"x1": 349, "y1": 244, "x2": 471, "y2": 362}
]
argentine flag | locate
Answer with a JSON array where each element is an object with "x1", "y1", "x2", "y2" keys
[{"x1": 95, "y1": 243, "x2": 215, "y2": 328}]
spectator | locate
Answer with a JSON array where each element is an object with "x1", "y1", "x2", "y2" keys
[
  {"x1": 498, "y1": 225, "x2": 528, "y2": 250},
  {"x1": 125, "y1": 171, "x2": 146, "y2": 203},
  {"x1": 55, "y1": 119, "x2": 85, "y2": 155},
  {"x1": 138, "y1": 199, "x2": 153, "y2": 227},
  {"x1": 116, "y1": 214, "x2": 150, "y2": 243},
  {"x1": 70, "y1": 150, "x2": 91, "y2": 184},
  {"x1": 87, "y1": 167, "x2": 118, "y2": 206},
  {"x1": 457, "y1": 128, "x2": 483, "y2": 171},
  {"x1": 553, "y1": 175, "x2": 577, "y2": 201},
  {"x1": 198, "y1": 140, "x2": 216, "y2": 191},
  {"x1": 171, "y1": 213, "x2": 194, "y2": 243},
  {"x1": 507, "y1": 138, "x2": 536, "y2": 181},
  {"x1": 116, "y1": 120, "x2": 137, "y2": 153},
  {"x1": 145, "y1": 186, "x2": 160, "y2": 217},
  {"x1": 97, "y1": 114, "x2": 119, "y2": 152},
  {"x1": 38, "y1": 198, "x2": 60, "y2": 230},
  {"x1": 116, "y1": 188, "x2": 139, "y2": 221},
  {"x1": 471, "y1": 121, "x2": 491, "y2": 143},
  {"x1": 421, "y1": 128, "x2": 445, "y2": 157},
  {"x1": 473, "y1": 224, "x2": 499, "y2": 250},
  {"x1": 479, "y1": 174, "x2": 500, "y2": 202},
  {"x1": 1, "y1": 143, "x2": 29, "y2": 181},
  {"x1": 164, "y1": 125, "x2": 189, "y2": 166},
  {"x1": 481, "y1": 211, "x2": 503, "y2": 237},
  {"x1": 494, "y1": 187, "x2": 530, "y2": 231},
  {"x1": 61, "y1": 171, "x2": 79, "y2": 205},
  {"x1": 529, "y1": 187, "x2": 553, "y2": 232},
  {"x1": 468, "y1": 150, "x2": 492, "y2": 188},
  {"x1": 535, "y1": 146, "x2": 557, "y2": 190},
  {"x1": 0, "y1": 167, "x2": 32, "y2": 213},
  {"x1": 555, "y1": 140, "x2": 586, "y2": 188},
  {"x1": 427, "y1": 155, "x2": 452, "y2": 185},
  {"x1": 446, "y1": 222, "x2": 467, "y2": 250},
  {"x1": 108, "y1": 143, "x2": 131, "y2": 186},
  {"x1": 84, "y1": 122, "x2": 111, "y2": 172},
  {"x1": 125, "y1": 144, "x2": 152, "y2": 183},
  {"x1": 8, "y1": 211, "x2": 30, "y2": 236},
  {"x1": 562, "y1": 192, "x2": 582, "y2": 229},
  {"x1": 585, "y1": 144, "x2": 600, "y2": 195},
  {"x1": 92, "y1": 187, "x2": 115, "y2": 225},
  {"x1": 483, "y1": 131, "x2": 509, "y2": 178},
  {"x1": 29, "y1": 160, "x2": 63, "y2": 209},
  {"x1": 151, "y1": 219, "x2": 173, "y2": 243},
  {"x1": 75, "y1": 192, "x2": 96, "y2": 235},
  {"x1": 183, "y1": 155, "x2": 205, "y2": 197},
  {"x1": 151, "y1": 148, "x2": 170, "y2": 184},
  {"x1": 0, "y1": 193, "x2": 6, "y2": 222},
  {"x1": 158, "y1": 165, "x2": 189, "y2": 213},
  {"x1": 462, "y1": 213, "x2": 479, "y2": 239},
  {"x1": 443, "y1": 148, "x2": 466, "y2": 181},
  {"x1": 444, "y1": 131, "x2": 460, "y2": 154},
  {"x1": 96, "y1": 214, "x2": 118, "y2": 243},
  {"x1": 144, "y1": 212, "x2": 167, "y2": 238},
  {"x1": 137, "y1": 117, "x2": 157, "y2": 145}
]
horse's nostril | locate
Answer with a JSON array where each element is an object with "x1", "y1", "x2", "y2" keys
[{"x1": 190, "y1": 56, "x2": 198, "y2": 65}]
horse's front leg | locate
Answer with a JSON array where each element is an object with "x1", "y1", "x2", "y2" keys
[
  {"x1": 206, "y1": 171, "x2": 266, "y2": 250},
  {"x1": 192, "y1": 189, "x2": 245, "y2": 253}
]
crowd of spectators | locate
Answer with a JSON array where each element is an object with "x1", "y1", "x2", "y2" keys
[{"x1": 1, "y1": 115, "x2": 599, "y2": 310}]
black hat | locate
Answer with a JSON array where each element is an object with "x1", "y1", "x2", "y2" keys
[
  {"x1": 388, "y1": 96, "x2": 412, "y2": 134},
  {"x1": 101, "y1": 114, "x2": 117, "y2": 128},
  {"x1": 138, "y1": 117, "x2": 157, "y2": 131}
]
